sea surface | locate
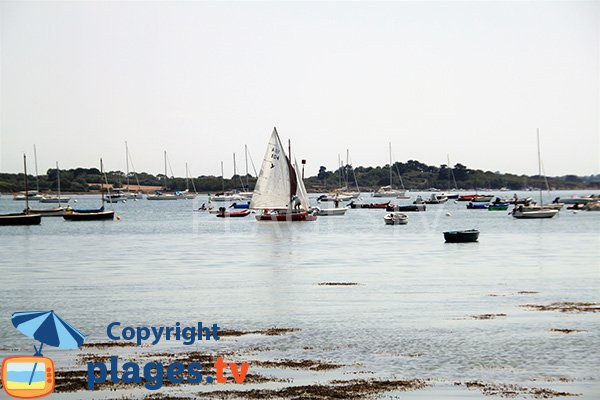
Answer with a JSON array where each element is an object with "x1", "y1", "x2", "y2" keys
[{"x1": 0, "y1": 190, "x2": 599, "y2": 399}]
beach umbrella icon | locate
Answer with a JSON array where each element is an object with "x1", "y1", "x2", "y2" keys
[
  {"x1": 11, "y1": 311, "x2": 85, "y2": 387},
  {"x1": 12, "y1": 310, "x2": 86, "y2": 355}
]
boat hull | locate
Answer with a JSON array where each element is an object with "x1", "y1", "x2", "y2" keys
[
  {"x1": 444, "y1": 230, "x2": 479, "y2": 243},
  {"x1": 386, "y1": 204, "x2": 426, "y2": 212},
  {"x1": 314, "y1": 207, "x2": 347, "y2": 216},
  {"x1": 255, "y1": 211, "x2": 317, "y2": 221},
  {"x1": 0, "y1": 213, "x2": 42, "y2": 225},
  {"x1": 216, "y1": 210, "x2": 251, "y2": 218},
  {"x1": 384, "y1": 212, "x2": 408, "y2": 225},
  {"x1": 512, "y1": 209, "x2": 558, "y2": 219},
  {"x1": 63, "y1": 211, "x2": 115, "y2": 221}
]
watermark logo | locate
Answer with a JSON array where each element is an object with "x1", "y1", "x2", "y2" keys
[{"x1": 2, "y1": 310, "x2": 85, "y2": 398}]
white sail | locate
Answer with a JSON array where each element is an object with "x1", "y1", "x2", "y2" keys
[
  {"x1": 250, "y1": 128, "x2": 293, "y2": 210},
  {"x1": 294, "y1": 159, "x2": 311, "y2": 211}
]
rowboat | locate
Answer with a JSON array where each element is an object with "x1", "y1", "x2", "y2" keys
[
  {"x1": 511, "y1": 208, "x2": 558, "y2": 219},
  {"x1": 444, "y1": 229, "x2": 480, "y2": 243},
  {"x1": 383, "y1": 212, "x2": 408, "y2": 225},
  {"x1": 488, "y1": 203, "x2": 510, "y2": 211},
  {"x1": 216, "y1": 209, "x2": 251, "y2": 218},
  {"x1": 312, "y1": 207, "x2": 348, "y2": 216},
  {"x1": 472, "y1": 195, "x2": 494, "y2": 202},
  {"x1": 0, "y1": 213, "x2": 42, "y2": 225},
  {"x1": 347, "y1": 201, "x2": 390, "y2": 209},
  {"x1": 386, "y1": 204, "x2": 426, "y2": 212},
  {"x1": 467, "y1": 202, "x2": 489, "y2": 209},
  {"x1": 64, "y1": 159, "x2": 115, "y2": 222}
]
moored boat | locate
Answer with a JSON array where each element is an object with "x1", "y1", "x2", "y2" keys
[
  {"x1": 384, "y1": 212, "x2": 408, "y2": 225},
  {"x1": 40, "y1": 194, "x2": 71, "y2": 203},
  {"x1": 458, "y1": 194, "x2": 479, "y2": 202},
  {"x1": 347, "y1": 201, "x2": 390, "y2": 209},
  {"x1": 216, "y1": 208, "x2": 251, "y2": 218},
  {"x1": 488, "y1": 203, "x2": 510, "y2": 211},
  {"x1": 312, "y1": 207, "x2": 348, "y2": 216},
  {"x1": 472, "y1": 195, "x2": 494, "y2": 202},
  {"x1": 386, "y1": 204, "x2": 426, "y2": 212},
  {"x1": 250, "y1": 128, "x2": 316, "y2": 222},
  {"x1": 424, "y1": 194, "x2": 448, "y2": 204},
  {"x1": 26, "y1": 206, "x2": 72, "y2": 217},
  {"x1": 64, "y1": 159, "x2": 115, "y2": 222},
  {"x1": 467, "y1": 202, "x2": 489, "y2": 209},
  {"x1": 0, "y1": 213, "x2": 42, "y2": 225},
  {"x1": 444, "y1": 229, "x2": 479, "y2": 243},
  {"x1": 1, "y1": 155, "x2": 42, "y2": 225},
  {"x1": 511, "y1": 207, "x2": 558, "y2": 219}
]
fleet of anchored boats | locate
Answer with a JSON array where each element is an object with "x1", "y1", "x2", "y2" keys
[{"x1": 1, "y1": 128, "x2": 598, "y2": 230}]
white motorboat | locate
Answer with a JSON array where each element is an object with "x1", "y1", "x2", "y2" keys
[
  {"x1": 39, "y1": 195, "x2": 71, "y2": 203},
  {"x1": 13, "y1": 191, "x2": 43, "y2": 201},
  {"x1": 312, "y1": 207, "x2": 348, "y2": 216},
  {"x1": 147, "y1": 192, "x2": 178, "y2": 200},
  {"x1": 511, "y1": 208, "x2": 559, "y2": 219},
  {"x1": 384, "y1": 212, "x2": 408, "y2": 225}
]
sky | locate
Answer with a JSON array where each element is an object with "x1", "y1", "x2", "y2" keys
[{"x1": 1, "y1": 1, "x2": 598, "y2": 178}]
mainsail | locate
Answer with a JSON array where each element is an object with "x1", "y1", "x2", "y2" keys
[
  {"x1": 250, "y1": 128, "x2": 293, "y2": 210},
  {"x1": 294, "y1": 159, "x2": 311, "y2": 211}
]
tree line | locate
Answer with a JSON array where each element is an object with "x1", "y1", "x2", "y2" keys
[{"x1": 0, "y1": 161, "x2": 597, "y2": 193}]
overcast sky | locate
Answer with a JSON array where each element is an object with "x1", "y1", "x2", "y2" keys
[{"x1": 1, "y1": 1, "x2": 598, "y2": 178}]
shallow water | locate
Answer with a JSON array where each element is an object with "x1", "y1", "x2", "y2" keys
[{"x1": 1, "y1": 191, "x2": 599, "y2": 398}]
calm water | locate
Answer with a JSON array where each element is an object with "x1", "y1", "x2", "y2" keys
[{"x1": 1, "y1": 191, "x2": 599, "y2": 398}]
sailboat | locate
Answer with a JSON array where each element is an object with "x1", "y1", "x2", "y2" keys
[
  {"x1": 209, "y1": 161, "x2": 245, "y2": 202},
  {"x1": 180, "y1": 163, "x2": 198, "y2": 199},
  {"x1": 147, "y1": 151, "x2": 178, "y2": 200},
  {"x1": 1, "y1": 154, "x2": 42, "y2": 225},
  {"x1": 439, "y1": 154, "x2": 460, "y2": 199},
  {"x1": 250, "y1": 128, "x2": 317, "y2": 221},
  {"x1": 373, "y1": 143, "x2": 408, "y2": 198},
  {"x1": 28, "y1": 162, "x2": 73, "y2": 216},
  {"x1": 63, "y1": 159, "x2": 115, "y2": 221},
  {"x1": 511, "y1": 129, "x2": 558, "y2": 219}
]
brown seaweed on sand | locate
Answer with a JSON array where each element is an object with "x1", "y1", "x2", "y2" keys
[
  {"x1": 469, "y1": 313, "x2": 507, "y2": 320},
  {"x1": 202, "y1": 378, "x2": 428, "y2": 399},
  {"x1": 455, "y1": 381, "x2": 579, "y2": 398},
  {"x1": 521, "y1": 302, "x2": 600, "y2": 313},
  {"x1": 219, "y1": 327, "x2": 301, "y2": 337},
  {"x1": 318, "y1": 282, "x2": 359, "y2": 286},
  {"x1": 253, "y1": 359, "x2": 344, "y2": 371},
  {"x1": 548, "y1": 328, "x2": 586, "y2": 334}
]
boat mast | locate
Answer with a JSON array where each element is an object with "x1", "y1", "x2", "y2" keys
[
  {"x1": 245, "y1": 144, "x2": 249, "y2": 190},
  {"x1": 56, "y1": 162, "x2": 61, "y2": 207},
  {"x1": 24, "y1": 154, "x2": 29, "y2": 213},
  {"x1": 125, "y1": 141, "x2": 130, "y2": 190},
  {"x1": 100, "y1": 158, "x2": 105, "y2": 206},
  {"x1": 185, "y1": 162, "x2": 190, "y2": 191},
  {"x1": 33, "y1": 145, "x2": 39, "y2": 193},
  {"x1": 338, "y1": 154, "x2": 342, "y2": 188},
  {"x1": 537, "y1": 128, "x2": 543, "y2": 205},
  {"x1": 389, "y1": 142, "x2": 393, "y2": 188},
  {"x1": 221, "y1": 161, "x2": 225, "y2": 192},
  {"x1": 448, "y1": 154, "x2": 458, "y2": 190},
  {"x1": 163, "y1": 151, "x2": 168, "y2": 191}
]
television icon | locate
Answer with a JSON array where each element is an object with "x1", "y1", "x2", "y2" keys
[{"x1": 2, "y1": 356, "x2": 54, "y2": 399}]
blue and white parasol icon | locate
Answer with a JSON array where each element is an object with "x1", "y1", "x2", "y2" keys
[
  {"x1": 11, "y1": 310, "x2": 86, "y2": 386},
  {"x1": 12, "y1": 310, "x2": 86, "y2": 355}
]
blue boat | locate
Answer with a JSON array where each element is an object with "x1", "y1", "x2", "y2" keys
[
  {"x1": 466, "y1": 202, "x2": 489, "y2": 209},
  {"x1": 230, "y1": 202, "x2": 250, "y2": 209}
]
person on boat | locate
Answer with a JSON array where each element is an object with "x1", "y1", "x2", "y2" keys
[
  {"x1": 334, "y1": 198, "x2": 340, "y2": 208},
  {"x1": 291, "y1": 195, "x2": 301, "y2": 211},
  {"x1": 199, "y1": 203, "x2": 207, "y2": 211}
]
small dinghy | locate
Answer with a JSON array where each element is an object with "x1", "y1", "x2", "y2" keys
[
  {"x1": 312, "y1": 207, "x2": 348, "y2": 216},
  {"x1": 347, "y1": 201, "x2": 390, "y2": 209},
  {"x1": 216, "y1": 208, "x2": 251, "y2": 218},
  {"x1": 444, "y1": 229, "x2": 479, "y2": 243},
  {"x1": 386, "y1": 204, "x2": 426, "y2": 212},
  {"x1": 230, "y1": 202, "x2": 251, "y2": 209},
  {"x1": 488, "y1": 203, "x2": 510, "y2": 211},
  {"x1": 467, "y1": 202, "x2": 489, "y2": 209},
  {"x1": 384, "y1": 212, "x2": 408, "y2": 225},
  {"x1": 63, "y1": 210, "x2": 115, "y2": 221}
]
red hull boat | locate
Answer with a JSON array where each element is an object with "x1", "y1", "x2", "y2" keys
[
  {"x1": 458, "y1": 194, "x2": 479, "y2": 201},
  {"x1": 256, "y1": 211, "x2": 317, "y2": 221},
  {"x1": 216, "y1": 209, "x2": 251, "y2": 218}
]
